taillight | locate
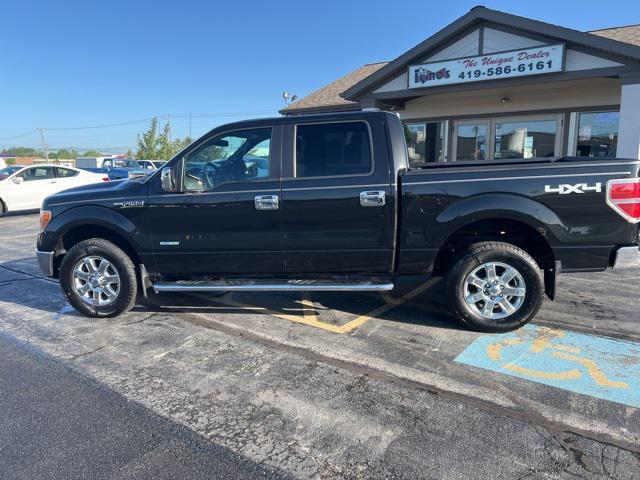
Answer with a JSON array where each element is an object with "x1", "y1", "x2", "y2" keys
[
  {"x1": 102, "y1": 176, "x2": 110, "y2": 182},
  {"x1": 607, "y1": 179, "x2": 640, "y2": 223}
]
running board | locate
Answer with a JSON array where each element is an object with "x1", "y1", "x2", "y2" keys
[{"x1": 153, "y1": 278, "x2": 394, "y2": 293}]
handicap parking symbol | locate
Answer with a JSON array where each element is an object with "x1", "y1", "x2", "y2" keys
[{"x1": 455, "y1": 324, "x2": 640, "y2": 408}]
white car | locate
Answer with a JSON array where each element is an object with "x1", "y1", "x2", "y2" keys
[{"x1": 0, "y1": 164, "x2": 109, "y2": 216}]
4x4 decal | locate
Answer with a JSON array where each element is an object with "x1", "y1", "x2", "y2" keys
[{"x1": 544, "y1": 183, "x2": 602, "y2": 195}]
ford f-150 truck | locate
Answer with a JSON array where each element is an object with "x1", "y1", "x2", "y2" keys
[{"x1": 36, "y1": 112, "x2": 640, "y2": 332}]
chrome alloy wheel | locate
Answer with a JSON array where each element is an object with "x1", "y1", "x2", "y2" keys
[
  {"x1": 72, "y1": 256, "x2": 121, "y2": 307},
  {"x1": 463, "y1": 262, "x2": 526, "y2": 320}
]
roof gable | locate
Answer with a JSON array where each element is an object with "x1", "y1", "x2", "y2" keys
[
  {"x1": 280, "y1": 62, "x2": 387, "y2": 114},
  {"x1": 343, "y1": 6, "x2": 640, "y2": 101}
]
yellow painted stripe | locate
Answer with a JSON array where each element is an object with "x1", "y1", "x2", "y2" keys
[{"x1": 202, "y1": 277, "x2": 440, "y2": 334}]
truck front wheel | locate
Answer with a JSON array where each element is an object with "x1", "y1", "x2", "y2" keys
[
  {"x1": 59, "y1": 238, "x2": 138, "y2": 318},
  {"x1": 445, "y1": 241, "x2": 543, "y2": 332}
]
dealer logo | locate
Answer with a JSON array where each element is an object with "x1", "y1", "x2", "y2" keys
[{"x1": 414, "y1": 67, "x2": 450, "y2": 84}]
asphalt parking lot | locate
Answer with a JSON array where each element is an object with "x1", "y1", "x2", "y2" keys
[{"x1": 1, "y1": 213, "x2": 639, "y2": 479}]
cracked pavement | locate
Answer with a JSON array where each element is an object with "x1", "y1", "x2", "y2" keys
[{"x1": 0, "y1": 213, "x2": 639, "y2": 479}]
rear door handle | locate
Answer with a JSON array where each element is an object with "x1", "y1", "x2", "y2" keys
[
  {"x1": 359, "y1": 190, "x2": 386, "y2": 207},
  {"x1": 255, "y1": 194, "x2": 279, "y2": 210}
]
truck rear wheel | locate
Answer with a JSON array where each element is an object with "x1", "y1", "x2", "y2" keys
[
  {"x1": 445, "y1": 241, "x2": 543, "y2": 332},
  {"x1": 59, "y1": 238, "x2": 137, "y2": 318}
]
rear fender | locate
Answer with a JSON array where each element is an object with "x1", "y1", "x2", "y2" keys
[{"x1": 434, "y1": 193, "x2": 566, "y2": 246}]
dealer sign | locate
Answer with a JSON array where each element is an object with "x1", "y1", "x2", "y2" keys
[{"x1": 408, "y1": 44, "x2": 564, "y2": 89}]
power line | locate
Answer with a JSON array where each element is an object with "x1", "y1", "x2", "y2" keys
[
  {"x1": 0, "y1": 110, "x2": 277, "y2": 139},
  {"x1": 43, "y1": 117, "x2": 158, "y2": 131},
  {"x1": 0, "y1": 130, "x2": 37, "y2": 141}
]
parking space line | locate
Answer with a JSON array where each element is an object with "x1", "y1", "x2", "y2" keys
[
  {"x1": 210, "y1": 294, "x2": 348, "y2": 333},
  {"x1": 0, "y1": 218, "x2": 38, "y2": 225},
  {"x1": 0, "y1": 234, "x2": 38, "y2": 240},
  {"x1": 201, "y1": 277, "x2": 441, "y2": 334}
]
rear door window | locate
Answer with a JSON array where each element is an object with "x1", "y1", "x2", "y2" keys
[
  {"x1": 56, "y1": 167, "x2": 79, "y2": 177},
  {"x1": 295, "y1": 122, "x2": 372, "y2": 178}
]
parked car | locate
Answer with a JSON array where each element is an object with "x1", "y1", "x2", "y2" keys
[
  {"x1": 104, "y1": 159, "x2": 167, "y2": 180},
  {"x1": 37, "y1": 112, "x2": 640, "y2": 332},
  {"x1": 127, "y1": 160, "x2": 168, "y2": 179},
  {"x1": 99, "y1": 158, "x2": 143, "y2": 180},
  {"x1": 0, "y1": 164, "x2": 108, "y2": 216},
  {"x1": 0, "y1": 158, "x2": 7, "y2": 170}
]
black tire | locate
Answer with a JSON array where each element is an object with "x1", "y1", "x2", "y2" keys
[
  {"x1": 445, "y1": 241, "x2": 543, "y2": 333},
  {"x1": 0, "y1": 199, "x2": 6, "y2": 217},
  {"x1": 59, "y1": 238, "x2": 137, "y2": 318}
]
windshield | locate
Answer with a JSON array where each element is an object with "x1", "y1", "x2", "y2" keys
[
  {"x1": 0, "y1": 166, "x2": 22, "y2": 181},
  {"x1": 114, "y1": 159, "x2": 141, "y2": 168}
]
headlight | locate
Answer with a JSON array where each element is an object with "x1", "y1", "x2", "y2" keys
[{"x1": 40, "y1": 210, "x2": 52, "y2": 231}]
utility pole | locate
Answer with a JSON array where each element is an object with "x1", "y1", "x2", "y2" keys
[
  {"x1": 189, "y1": 112, "x2": 192, "y2": 140},
  {"x1": 167, "y1": 114, "x2": 172, "y2": 144},
  {"x1": 37, "y1": 128, "x2": 49, "y2": 161}
]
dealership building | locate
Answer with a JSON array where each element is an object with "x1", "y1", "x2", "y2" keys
[{"x1": 282, "y1": 7, "x2": 640, "y2": 165}]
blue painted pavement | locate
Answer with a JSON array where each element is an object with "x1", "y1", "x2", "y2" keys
[{"x1": 455, "y1": 324, "x2": 640, "y2": 408}]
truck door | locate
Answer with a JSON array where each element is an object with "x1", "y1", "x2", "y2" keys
[
  {"x1": 147, "y1": 123, "x2": 284, "y2": 276},
  {"x1": 280, "y1": 117, "x2": 394, "y2": 273}
]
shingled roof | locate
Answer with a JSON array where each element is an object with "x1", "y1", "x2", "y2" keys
[
  {"x1": 280, "y1": 62, "x2": 388, "y2": 114},
  {"x1": 590, "y1": 25, "x2": 640, "y2": 46}
]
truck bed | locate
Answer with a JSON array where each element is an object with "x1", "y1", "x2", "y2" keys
[{"x1": 398, "y1": 157, "x2": 640, "y2": 274}]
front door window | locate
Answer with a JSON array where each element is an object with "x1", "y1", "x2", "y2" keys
[{"x1": 183, "y1": 128, "x2": 271, "y2": 191}]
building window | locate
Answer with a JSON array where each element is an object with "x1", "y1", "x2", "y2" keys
[
  {"x1": 454, "y1": 122, "x2": 489, "y2": 161},
  {"x1": 404, "y1": 122, "x2": 445, "y2": 166},
  {"x1": 295, "y1": 121, "x2": 372, "y2": 177},
  {"x1": 452, "y1": 115, "x2": 562, "y2": 161},
  {"x1": 494, "y1": 119, "x2": 558, "y2": 159},
  {"x1": 576, "y1": 111, "x2": 619, "y2": 158}
]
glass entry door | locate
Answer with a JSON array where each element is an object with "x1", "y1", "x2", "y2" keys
[
  {"x1": 452, "y1": 115, "x2": 563, "y2": 161},
  {"x1": 452, "y1": 120, "x2": 490, "y2": 161}
]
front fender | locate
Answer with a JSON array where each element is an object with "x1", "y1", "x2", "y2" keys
[{"x1": 37, "y1": 205, "x2": 146, "y2": 253}]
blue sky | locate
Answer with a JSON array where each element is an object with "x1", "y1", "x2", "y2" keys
[{"x1": 1, "y1": 0, "x2": 638, "y2": 153}]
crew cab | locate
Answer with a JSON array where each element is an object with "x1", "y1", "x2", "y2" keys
[{"x1": 36, "y1": 112, "x2": 640, "y2": 332}]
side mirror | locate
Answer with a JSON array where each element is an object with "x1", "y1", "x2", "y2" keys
[
  {"x1": 160, "y1": 166, "x2": 177, "y2": 192},
  {"x1": 12, "y1": 176, "x2": 24, "y2": 185}
]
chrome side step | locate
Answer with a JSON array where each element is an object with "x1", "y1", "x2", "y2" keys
[{"x1": 153, "y1": 278, "x2": 394, "y2": 293}]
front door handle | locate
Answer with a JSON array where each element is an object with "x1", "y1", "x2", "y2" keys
[
  {"x1": 359, "y1": 190, "x2": 386, "y2": 207},
  {"x1": 255, "y1": 194, "x2": 279, "y2": 210}
]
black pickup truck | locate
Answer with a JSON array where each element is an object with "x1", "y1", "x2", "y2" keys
[{"x1": 36, "y1": 112, "x2": 640, "y2": 332}]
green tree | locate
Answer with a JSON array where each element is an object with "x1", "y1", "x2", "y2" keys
[
  {"x1": 52, "y1": 148, "x2": 79, "y2": 159},
  {"x1": 157, "y1": 121, "x2": 173, "y2": 160},
  {"x1": 135, "y1": 117, "x2": 160, "y2": 159},
  {"x1": 82, "y1": 150, "x2": 103, "y2": 157},
  {"x1": 135, "y1": 118, "x2": 192, "y2": 160},
  {"x1": 2, "y1": 147, "x2": 41, "y2": 157}
]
